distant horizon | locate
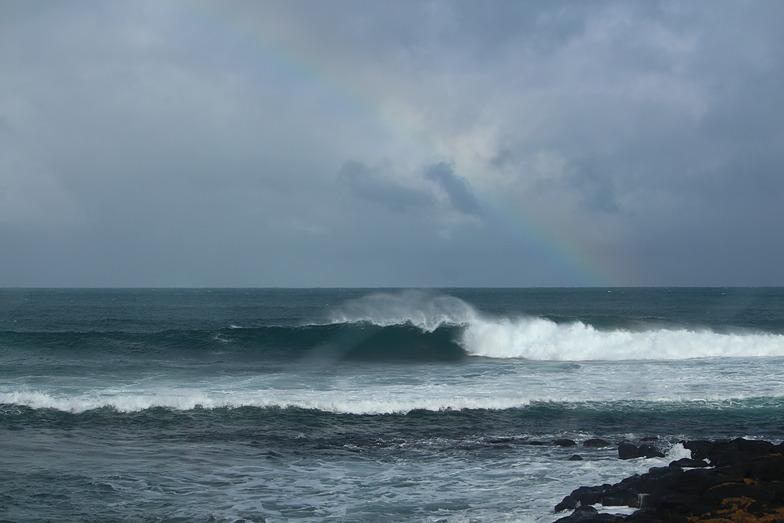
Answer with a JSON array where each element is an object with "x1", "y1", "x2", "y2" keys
[{"x1": 3, "y1": 285, "x2": 782, "y2": 290}]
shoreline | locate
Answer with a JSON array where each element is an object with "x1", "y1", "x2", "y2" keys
[{"x1": 553, "y1": 438, "x2": 784, "y2": 522}]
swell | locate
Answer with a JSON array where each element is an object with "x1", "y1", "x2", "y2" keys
[
  {"x1": 4, "y1": 398, "x2": 784, "y2": 441},
  {"x1": 3, "y1": 317, "x2": 784, "y2": 364},
  {"x1": 0, "y1": 323, "x2": 468, "y2": 363},
  {"x1": 3, "y1": 287, "x2": 783, "y2": 364}
]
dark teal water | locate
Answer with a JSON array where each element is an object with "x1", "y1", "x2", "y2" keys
[{"x1": 1, "y1": 288, "x2": 783, "y2": 522}]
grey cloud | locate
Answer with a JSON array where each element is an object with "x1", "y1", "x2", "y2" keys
[
  {"x1": 566, "y1": 160, "x2": 619, "y2": 214},
  {"x1": 339, "y1": 161, "x2": 433, "y2": 212},
  {"x1": 339, "y1": 160, "x2": 485, "y2": 219},
  {"x1": 1, "y1": 1, "x2": 783, "y2": 286},
  {"x1": 423, "y1": 162, "x2": 483, "y2": 217}
]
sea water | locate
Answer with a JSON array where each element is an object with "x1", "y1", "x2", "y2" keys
[{"x1": 1, "y1": 288, "x2": 783, "y2": 522}]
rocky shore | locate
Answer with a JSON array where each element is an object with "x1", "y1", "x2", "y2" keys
[{"x1": 554, "y1": 438, "x2": 784, "y2": 522}]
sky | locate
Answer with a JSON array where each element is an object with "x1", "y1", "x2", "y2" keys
[{"x1": 1, "y1": 0, "x2": 783, "y2": 287}]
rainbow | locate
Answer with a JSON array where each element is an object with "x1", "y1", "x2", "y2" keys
[{"x1": 173, "y1": 2, "x2": 632, "y2": 286}]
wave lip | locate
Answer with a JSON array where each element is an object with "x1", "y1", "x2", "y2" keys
[
  {"x1": 324, "y1": 291, "x2": 784, "y2": 362},
  {"x1": 460, "y1": 316, "x2": 784, "y2": 361},
  {"x1": 328, "y1": 290, "x2": 477, "y2": 332}
]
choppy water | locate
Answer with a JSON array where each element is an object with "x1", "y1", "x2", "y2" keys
[{"x1": 1, "y1": 287, "x2": 783, "y2": 521}]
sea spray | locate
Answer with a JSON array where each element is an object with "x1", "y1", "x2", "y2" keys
[{"x1": 328, "y1": 289, "x2": 477, "y2": 331}]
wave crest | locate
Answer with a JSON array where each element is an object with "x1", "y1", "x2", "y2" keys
[
  {"x1": 326, "y1": 292, "x2": 784, "y2": 361},
  {"x1": 329, "y1": 290, "x2": 477, "y2": 331},
  {"x1": 0, "y1": 390, "x2": 535, "y2": 414},
  {"x1": 461, "y1": 316, "x2": 784, "y2": 360}
]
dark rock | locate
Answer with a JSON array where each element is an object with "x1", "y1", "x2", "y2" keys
[
  {"x1": 555, "y1": 484, "x2": 612, "y2": 511},
  {"x1": 618, "y1": 442, "x2": 665, "y2": 460},
  {"x1": 651, "y1": 493, "x2": 708, "y2": 519},
  {"x1": 601, "y1": 494, "x2": 636, "y2": 507},
  {"x1": 583, "y1": 438, "x2": 611, "y2": 448},
  {"x1": 701, "y1": 479, "x2": 776, "y2": 505},
  {"x1": 709, "y1": 438, "x2": 777, "y2": 467},
  {"x1": 569, "y1": 454, "x2": 584, "y2": 461},
  {"x1": 554, "y1": 505, "x2": 626, "y2": 522},
  {"x1": 554, "y1": 438, "x2": 784, "y2": 523},
  {"x1": 617, "y1": 442, "x2": 641, "y2": 459},
  {"x1": 639, "y1": 445, "x2": 665, "y2": 458},
  {"x1": 486, "y1": 436, "x2": 521, "y2": 444},
  {"x1": 684, "y1": 438, "x2": 776, "y2": 466},
  {"x1": 640, "y1": 436, "x2": 659, "y2": 442},
  {"x1": 573, "y1": 505, "x2": 598, "y2": 516},
  {"x1": 528, "y1": 440, "x2": 548, "y2": 446},
  {"x1": 555, "y1": 438, "x2": 578, "y2": 447},
  {"x1": 668, "y1": 457, "x2": 708, "y2": 468},
  {"x1": 554, "y1": 505, "x2": 597, "y2": 522},
  {"x1": 681, "y1": 439, "x2": 715, "y2": 461}
]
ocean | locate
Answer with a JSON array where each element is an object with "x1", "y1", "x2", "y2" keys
[{"x1": 1, "y1": 287, "x2": 783, "y2": 522}]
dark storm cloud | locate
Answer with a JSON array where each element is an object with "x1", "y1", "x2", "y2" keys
[{"x1": 1, "y1": 0, "x2": 782, "y2": 286}]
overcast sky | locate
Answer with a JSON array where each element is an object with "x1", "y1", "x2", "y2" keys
[{"x1": 1, "y1": 1, "x2": 782, "y2": 287}]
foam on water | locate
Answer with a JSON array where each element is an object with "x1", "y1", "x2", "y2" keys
[
  {"x1": 461, "y1": 316, "x2": 784, "y2": 360},
  {"x1": 327, "y1": 291, "x2": 784, "y2": 361},
  {"x1": 5, "y1": 373, "x2": 784, "y2": 414},
  {"x1": 0, "y1": 387, "x2": 538, "y2": 414}
]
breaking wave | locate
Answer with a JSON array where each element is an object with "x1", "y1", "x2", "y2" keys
[
  {"x1": 330, "y1": 291, "x2": 784, "y2": 361},
  {"x1": 2, "y1": 292, "x2": 783, "y2": 364},
  {"x1": 460, "y1": 316, "x2": 784, "y2": 360}
]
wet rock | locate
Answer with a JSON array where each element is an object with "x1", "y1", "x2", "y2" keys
[
  {"x1": 554, "y1": 504, "x2": 625, "y2": 522},
  {"x1": 583, "y1": 438, "x2": 612, "y2": 448},
  {"x1": 486, "y1": 436, "x2": 519, "y2": 444},
  {"x1": 569, "y1": 454, "x2": 584, "y2": 461},
  {"x1": 617, "y1": 442, "x2": 665, "y2": 460},
  {"x1": 685, "y1": 437, "x2": 777, "y2": 467},
  {"x1": 669, "y1": 457, "x2": 708, "y2": 468},
  {"x1": 555, "y1": 484, "x2": 612, "y2": 511},
  {"x1": 555, "y1": 438, "x2": 578, "y2": 447},
  {"x1": 552, "y1": 438, "x2": 784, "y2": 522}
]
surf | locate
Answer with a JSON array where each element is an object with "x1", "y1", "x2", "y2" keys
[
  {"x1": 460, "y1": 316, "x2": 784, "y2": 360},
  {"x1": 326, "y1": 291, "x2": 784, "y2": 361},
  {"x1": 316, "y1": 314, "x2": 784, "y2": 363}
]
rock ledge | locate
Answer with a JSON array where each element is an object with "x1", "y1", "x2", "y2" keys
[{"x1": 554, "y1": 438, "x2": 784, "y2": 522}]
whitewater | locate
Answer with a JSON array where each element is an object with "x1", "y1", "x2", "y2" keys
[{"x1": 1, "y1": 287, "x2": 783, "y2": 522}]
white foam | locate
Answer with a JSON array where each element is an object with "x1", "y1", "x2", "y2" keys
[
  {"x1": 665, "y1": 442, "x2": 692, "y2": 462},
  {"x1": 461, "y1": 316, "x2": 784, "y2": 361},
  {"x1": 0, "y1": 390, "x2": 229, "y2": 413},
  {"x1": 328, "y1": 291, "x2": 784, "y2": 361},
  {"x1": 5, "y1": 379, "x2": 783, "y2": 415},
  {"x1": 0, "y1": 388, "x2": 536, "y2": 414}
]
